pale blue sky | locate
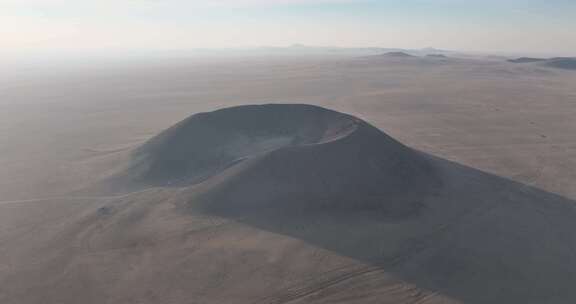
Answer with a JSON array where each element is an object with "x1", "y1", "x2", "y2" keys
[{"x1": 1, "y1": 0, "x2": 575, "y2": 55}]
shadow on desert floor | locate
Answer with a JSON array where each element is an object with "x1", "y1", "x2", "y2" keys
[{"x1": 204, "y1": 153, "x2": 576, "y2": 303}]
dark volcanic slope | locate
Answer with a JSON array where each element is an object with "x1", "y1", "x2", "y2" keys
[
  {"x1": 127, "y1": 104, "x2": 438, "y2": 214},
  {"x1": 131, "y1": 104, "x2": 363, "y2": 184}
]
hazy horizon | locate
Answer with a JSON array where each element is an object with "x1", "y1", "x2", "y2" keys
[{"x1": 1, "y1": 0, "x2": 575, "y2": 57}]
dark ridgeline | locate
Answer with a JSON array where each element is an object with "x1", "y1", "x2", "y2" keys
[
  {"x1": 382, "y1": 51, "x2": 416, "y2": 58},
  {"x1": 426, "y1": 54, "x2": 448, "y2": 58},
  {"x1": 507, "y1": 57, "x2": 547, "y2": 63},
  {"x1": 508, "y1": 56, "x2": 576, "y2": 69}
]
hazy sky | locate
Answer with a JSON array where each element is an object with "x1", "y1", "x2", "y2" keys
[{"x1": 1, "y1": 0, "x2": 575, "y2": 55}]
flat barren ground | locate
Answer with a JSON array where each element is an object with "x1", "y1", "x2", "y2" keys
[{"x1": 1, "y1": 55, "x2": 576, "y2": 303}]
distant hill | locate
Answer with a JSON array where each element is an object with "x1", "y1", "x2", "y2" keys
[
  {"x1": 544, "y1": 57, "x2": 576, "y2": 70},
  {"x1": 382, "y1": 51, "x2": 416, "y2": 58},
  {"x1": 426, "y1": 54, "x2": 448, "y2": 58},
  {"x1": 508, "y1": 56, "x2": 576, "y2": 70},
  {"x1": 507, "y1": 57, "x2": 547, "y2": 63}
]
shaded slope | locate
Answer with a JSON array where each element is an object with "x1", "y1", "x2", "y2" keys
[
  {"x1": 227, "y1": 156, "x2": 576, "y2": 304},
  {"x1": 126, "y1": 104, "x2": 439, "y2": 215}
]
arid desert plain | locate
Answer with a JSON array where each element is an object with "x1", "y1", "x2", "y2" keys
[{"x1": 1, "y1": 53, "x2": 576, "y2": 303}]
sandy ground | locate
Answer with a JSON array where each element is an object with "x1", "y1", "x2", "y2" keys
[{"x1": 1, "y1": 54, "x2": 576, "y2": 303}]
